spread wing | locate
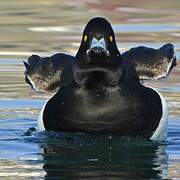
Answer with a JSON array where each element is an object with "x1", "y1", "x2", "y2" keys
[
  {"x1": 23, "y1": 53, "x2": 75, "y2": 93},
  {"x1": 122, "y1": 43, "x2": 176, "y2": 80},
  {"x1": 23, "y1": 44, "x2": 177, "y2": 93}
]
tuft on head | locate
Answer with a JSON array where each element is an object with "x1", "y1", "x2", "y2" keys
[{"x1": 83, "y1": 17, "x2": 114, "y2": 34}]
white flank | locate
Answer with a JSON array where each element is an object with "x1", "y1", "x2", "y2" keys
[
  {"x1": 37, "y1": 102, "x2": 47, "y2": 131},
  {"x1": 149, "y1": 87, "x2": 168, "y2": 141}
]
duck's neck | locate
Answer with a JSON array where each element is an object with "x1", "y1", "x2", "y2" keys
[
  {"x1": 84, "y1": 71, "x2": 110, "y2": 90},
  {"x1": 73, "y1": 63, "x2": 123, "y2": 91}
]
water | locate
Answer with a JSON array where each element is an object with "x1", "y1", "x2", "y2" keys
[{"x1": 0, "y1": 0, "x2": 180, "y2": 179}]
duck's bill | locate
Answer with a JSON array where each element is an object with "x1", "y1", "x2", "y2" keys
[
  {"x1": 90, "y1": 37, "x2": 106, "y2": 49},
  {"x1": 86, "y1": 37, "x2": 109, "y2": 58}
]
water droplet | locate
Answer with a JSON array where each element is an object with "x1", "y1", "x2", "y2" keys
[{"x1": 87, "y1": 158, "x2": 98, "y2": 162}]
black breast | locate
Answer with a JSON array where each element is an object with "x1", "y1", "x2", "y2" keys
[{"x1": 42, "y1": 80, "x2": 162, "y2": 138}]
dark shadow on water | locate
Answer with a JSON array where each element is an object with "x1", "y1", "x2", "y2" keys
[{"x1": 36, "y1": 132, "x2": 168, "y2": 179}]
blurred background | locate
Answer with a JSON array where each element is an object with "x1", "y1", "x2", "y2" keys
[
  {"x1": 0, "y1": 0, "x2": 180, "y2": 179},
  {"x1": 0, "y1": 0, "x2": 179, "y2": 54}
]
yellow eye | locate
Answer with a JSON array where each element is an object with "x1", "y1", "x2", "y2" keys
[
  {"x1": 84, "y1": 35, "x2": 88, "y2": 42},
  {"x1": 109, "y1": 36, "x2": 113, "y2": 42}
]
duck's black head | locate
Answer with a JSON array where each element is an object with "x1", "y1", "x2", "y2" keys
[
  {"x1": 76, "y1": 17, "x2": 121, "y2": 68},
  {"x1": 74, "y1": 17, "x2": 123, "y2": 87}
]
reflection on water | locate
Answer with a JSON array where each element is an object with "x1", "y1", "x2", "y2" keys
[
  {"x1": 0, "y1": 120, "x2": 170, "y2": 179},
  {"x1": 41, "y1": 136, "x2": 166, "y2": 179},
  {"x1": 1, "y1": 118, "x2": 180, "y2": 179},
  {"x1": 0, "y1": 0, "x2": 180, "y2": 179}
]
